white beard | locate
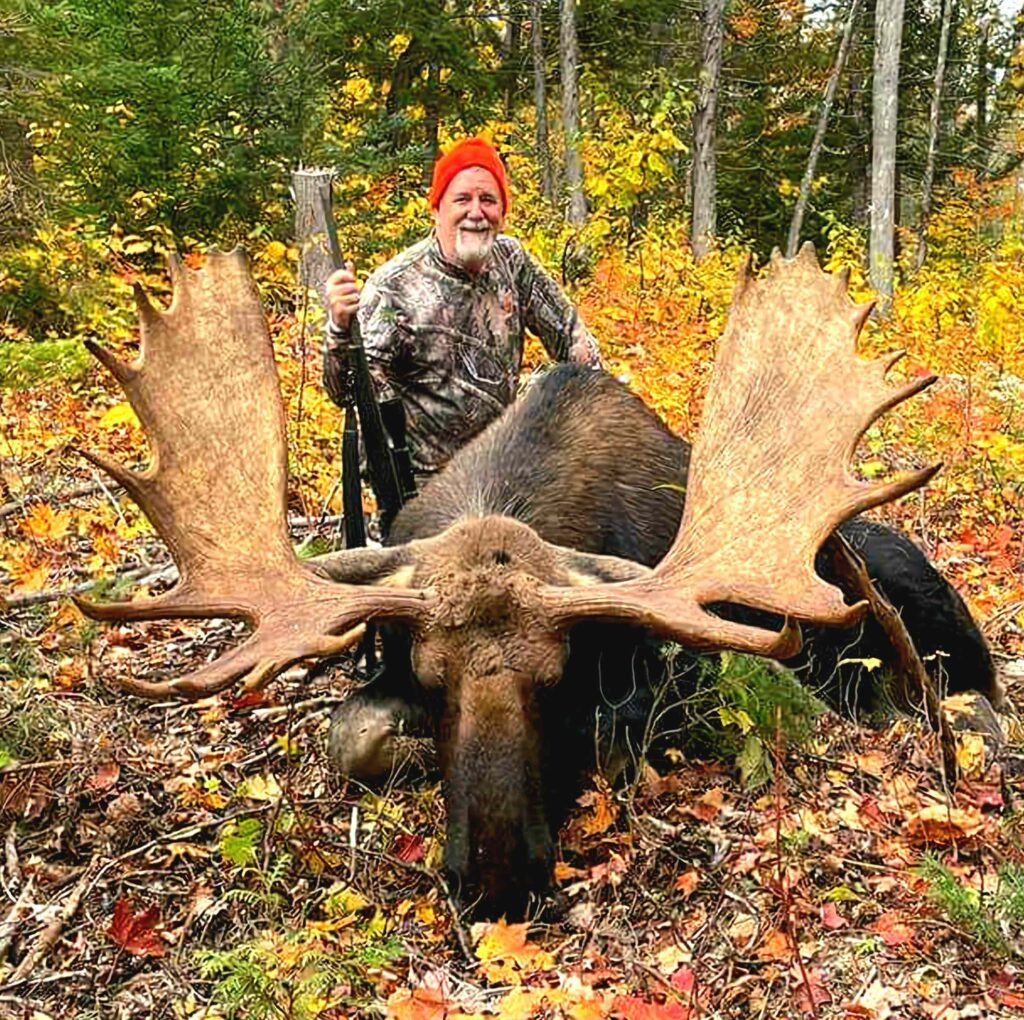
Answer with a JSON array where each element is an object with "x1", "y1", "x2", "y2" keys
[{"x1": 454, "y1": 225, "x2": 495, "y2": 269}]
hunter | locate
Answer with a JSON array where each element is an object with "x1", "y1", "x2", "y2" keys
[{"x1": 323, "y1": 136, "x2": 601, "y2": 483}]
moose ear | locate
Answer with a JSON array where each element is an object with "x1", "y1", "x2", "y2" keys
[
  {"x1": 307, "y1": 545, "x2": 416, "y2": 585},
  {"x1": 556, "y1": 549, "x2": 651, "y2": 586}
]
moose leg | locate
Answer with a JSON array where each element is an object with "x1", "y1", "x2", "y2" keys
[{"x1": 792, "y1": 519, "x2": 1003, "y2": 719}]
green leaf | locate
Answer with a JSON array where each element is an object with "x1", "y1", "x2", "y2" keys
[{"x1": 220, "y1": 817, "x2": 262, "y2": 867}]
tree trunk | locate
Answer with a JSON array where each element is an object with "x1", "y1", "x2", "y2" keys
[
  {"x1": 422, "y1": 63, "x2": 441, "y2": 189},
  {"x1": 849, "y1": 62, "x2": 870, "y2": 228},
  {"x1": 976, "y1": 14, "x2": 989, "y2": 153},
  {"x1": 503, "y1": 1, "x2": 524, "y2": 120},
  {"x1": 691, "y1": 0, "x2": 725, "y2": 260},
  {"x1": 559, "y1": 0, "x2": 586, "y2": 226},
  {"x1": 291, "y1": 167, "x2": 337, "y2": 304},
  {"x1": 869, "y1": 0, "x2": 905, "y2": 314},
  {"x1": 913, "y1": 0, "x2": 953, "y2": 271},
  {"x1": 787, "y1": 0, "x2": 862, "y2": 257},
  {"x1": 531, "y1": 0, "x2": 556, "y2": 201}
]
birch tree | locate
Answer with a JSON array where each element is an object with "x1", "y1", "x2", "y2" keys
[
  {"x1": 914, "y1": 0, "x2": 954, "y2": 270},
  {"x1": 869, "y1": 0, "x2": 906, "y2": 313},
  {"x1": 560, "y1": 0, "x2": 586, "y2": 225},
  {"x1": 531, "y1": 0, "x2": 556, "y2": 201},
  {"x1": 787, "y1": 0, "x2": 862, "y2": 257},
  {"x1": 691, "y1": 0, "x2": 724, "y2": 260}
]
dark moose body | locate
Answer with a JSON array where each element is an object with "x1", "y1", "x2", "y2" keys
[{"x1": 338, "y1": 363, "x2": 998, "y2": 918}]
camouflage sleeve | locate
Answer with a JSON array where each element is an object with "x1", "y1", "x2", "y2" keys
[
  {"x1": 519, "y1": 247, "x2": 601, "y2": 367},
  {"x1": 357, "y1": 278, "x2": 406, "y2": 404}
]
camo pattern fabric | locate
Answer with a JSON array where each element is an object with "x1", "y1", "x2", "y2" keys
[{"x1": 338, "y1": 234, "x2": 600, "y2": 477}]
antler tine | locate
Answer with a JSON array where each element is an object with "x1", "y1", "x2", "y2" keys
[
  {"x1": 543, "y1": 243, "x2": 938, "y2": 655},
  {"x1": 80, "y1": 248, "x2": 433, "y2": 698}
]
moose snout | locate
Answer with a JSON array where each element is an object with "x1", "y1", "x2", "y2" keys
[{"x1": 441, "y1": 729, "x2": 554, "y2": 919}]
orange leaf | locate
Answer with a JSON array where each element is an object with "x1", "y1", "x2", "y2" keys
[
  {"x1": 689, "y1": 786, "x2": 724, "y2": 822},
  {"x1": 674, "y1": 870, "x2": 699, "y2": 898},
  {"x1": 20, "y1": 503, "x2": 72, "y2": 543},
  {"x1": 870, "y1": 911, "x2": 914, "y2": 948},
  {"x1": 612, "y1": 994, "x2": 691, "y2": 1020},
  {"x1": 472, "y1": 918, "x2": 553, "y2": 984}
]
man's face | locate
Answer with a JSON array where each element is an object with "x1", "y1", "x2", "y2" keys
[{"x1": 433, "y1": 166, "x2": 506, "y2": 272}]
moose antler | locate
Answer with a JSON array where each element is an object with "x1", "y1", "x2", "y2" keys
[
  {"x1": 78, "y1": 250, "x2": 432, "y2": 697},
  {"x1": 544, "y1": 243, "x2": 938, "y2": 655}
]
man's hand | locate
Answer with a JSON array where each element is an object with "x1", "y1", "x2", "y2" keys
[{"x1": 327, "y1": 260, "x2": 360, "y2": 332}]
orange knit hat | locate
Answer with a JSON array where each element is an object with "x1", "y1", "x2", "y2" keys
[{"x1": 428, "y1": 137, "x2": 509, "y2": 212}]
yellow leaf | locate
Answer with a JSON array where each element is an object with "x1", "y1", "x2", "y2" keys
[
  {"x1": 264, "y1": 240, "x2": 287, "y2": 261},
  {"x1": 472, "y1": 918, "x2": 554, "y2": 985},
  {"x1": 99, "y1": 402, "x2": 140, "y2": 430},
  {"x1": 235, "y1": 772, "x2": 282, "y2": 802},
  {"x1": 954, "y1": 730, "x2": 987, "y2": 780}
]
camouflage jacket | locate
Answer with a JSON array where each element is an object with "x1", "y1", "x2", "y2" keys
[{"x1": 325, "y1": 233, "x2": 600, "y2": 476}]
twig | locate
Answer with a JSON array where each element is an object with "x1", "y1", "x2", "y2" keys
[
  {"x1": 0, "y1": 968, "x2": 91, "y2": 999},
  {"x1": 6, "y1": 859, "x2": 98, "y2": 984},
  {"x1": 0, "y1": 877, "x2": 34, "y2": 961},
  {"x1": 1, "y1": 564, "x2": 177, "y2": 610},
  {"x1": 825, "y1": 533, "x2": 957, "y2": 781},
  {"x1": 4, "y1": 823, "x2": 21, "y2": 889},
  {"x1": 0, "y1": 481, "x2": 114, "y2": 520},
  {"x1": 89, "y1": 803, "x2": 275, "y2": 890}
]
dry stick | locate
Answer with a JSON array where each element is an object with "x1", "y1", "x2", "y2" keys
[
  {"x1": 825, "y1": 533, "x2": 958, "y2": 781},
  {"x1": 2, "y1": 564, "x2": 178, "y2": 610},
  {"x1": 4, "y1": 823, "x2": 21, "y2": 889},
  {"x1": 0, "y1": 968, "x2": 89, "y2": 998},
  {"x1": 0, "y1": 878, "x2": 35, "y2": 962},
  {"x1": 0, "y1": 481, "x2": 113, "y2": 520},
  {"x1": 6, "y1": 859, "x2": 98, "y2": 985},
  {"x1": 2, "y1": 512, "x2": 346, "y2": 610}
]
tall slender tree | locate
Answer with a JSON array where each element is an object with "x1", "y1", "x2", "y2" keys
[
  {"x1": 691, "y1": 0, "x2": 724, "y2": 259},
  {"x1": 869, "y1": 0, "x2": 906, "y2": 313},
  {"x1": 914, "y1": 0, "x2": 954, "y2": 270},
  {"x1": 560, "y1": 0, "x2": 586, "y2": 225},
  {"x1": 787, "y1": 0, "x2": 862, "y2": 257},
  {"x1": 531, "y1": 0, "x2": 555, "y2": 201}
]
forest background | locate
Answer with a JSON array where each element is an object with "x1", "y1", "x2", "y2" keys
[{"x1": 1, "y1": 1, "x2": 1024, "y2": 1018}]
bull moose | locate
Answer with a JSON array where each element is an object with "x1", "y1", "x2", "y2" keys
[{"x1": 78, "y1": 244, "x2": 1001, "y2": 918}]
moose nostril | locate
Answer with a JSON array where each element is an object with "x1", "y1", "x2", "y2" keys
[{"x1": 492, "y1": 550, "x2": 511, "y2": 565}]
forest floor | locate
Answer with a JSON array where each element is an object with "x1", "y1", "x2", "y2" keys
[
  {"x1": 1, "y1": 499, "x2": 1024, "y2": 1020},
  {"x1": 3, "y1": 251, "x2": 1024, "y2": 1018}
]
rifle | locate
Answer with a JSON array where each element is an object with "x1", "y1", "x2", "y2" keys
[{"x1": 320, "y1": 193, "x2": 416, "y2": 543}]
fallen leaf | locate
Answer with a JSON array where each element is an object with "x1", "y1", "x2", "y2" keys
[
  {"x1": 821, "y1": 901, "x2": 848, "y2": 930},
  {"x1": 106, "y1": 899, "x2": 167, "y2": 957},
  {"x1": 98, "y1": 401, "x2": 140, "y2": 430},
  {"x1": 472, "y1": 918, "x2": 554, "y2": 984},
  {"x1": 20, "y1": 503, "x2": 72, "y2": 543},
  {"x1": 792, "y1": 965, "x2": 832, "y2": 1013},
  {"x1": 689, "y1": 786, "x2": 725, "y2": 822},
  {"x1": 394, "y1": 833, "x2": 425, "y2": 863},
  {"x1": 86, "y1": 761, "x2": 120, "y2": 794},
  {"x1": 905, "y1": 803, "x2": 984, "y2": 843},
  {"x1": 755, "y1": 928, "x2": 790, "y2": 962},
  {"x1": 674, "y1": 870, "x2": 699, "y2": 898},
  {"x1": 611, "y1": 993, "x2": 691, "y2": 1020},
  {"x1": 870, "y1": 911, "x2": 914, "y2": 948},
  {"x1": 576, "y1": 782, "x2": 619, "y2": 836},
  {"x1": 234, "y1": 772, "x2": 283, "y2": 802}
]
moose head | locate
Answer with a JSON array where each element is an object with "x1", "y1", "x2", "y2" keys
[{"x1": 77, "y1": 245, "x2": 937, "y2": 916}]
